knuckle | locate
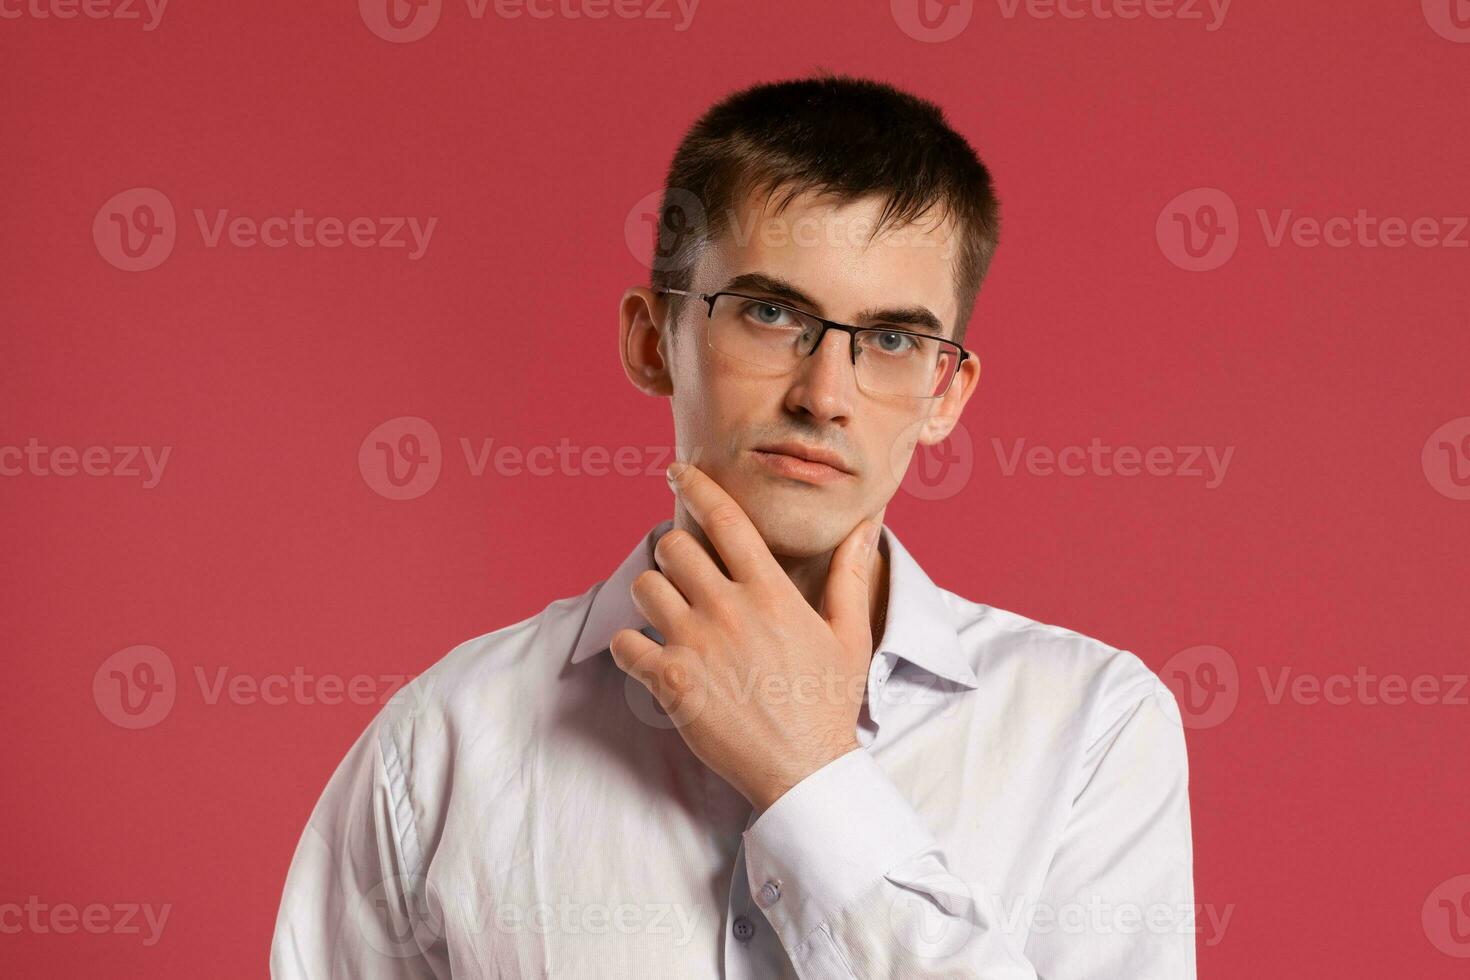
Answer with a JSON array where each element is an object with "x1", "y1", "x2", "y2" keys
[
  {"x1": 654, "y1": 529, "x2": 690, "y2": 562},
  {"x1": 607, "y1": 630, "x2": 635, "y2": 666},
  {"x1": 623, "y1": 652, "x2": 661, "y2": 684},
  {"x1": 707, "y1": 505, "x2": 744, "y2": 532},
  {"x1": 631, "y1": 569, "x2": 663, "y2": 595}
]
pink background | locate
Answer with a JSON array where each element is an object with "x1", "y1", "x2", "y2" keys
[{"x1": 3, "y1": 0, "x2": 1469, "y2": 975}]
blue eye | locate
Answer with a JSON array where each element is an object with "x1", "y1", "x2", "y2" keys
[
  {"x1": 741, "y1": 301, "x2": 797, "y2": 328},
  {"x1": 867, "y1": 330, "x2": 919, "y2": 355}
]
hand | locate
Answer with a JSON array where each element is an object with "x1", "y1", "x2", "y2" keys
[{"x1": 608, "y1": 460, "x2": 882, "y2": 812}]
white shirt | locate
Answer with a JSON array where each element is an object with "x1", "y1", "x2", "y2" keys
[{"x1": 271, "y1": 518, "x2": 1196, "y2": 979}]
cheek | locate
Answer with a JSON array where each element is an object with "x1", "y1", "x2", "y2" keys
[
  {"x1": 675, "y1": 346, "x2": 764, "y2": 424},
  {"x1": 667, "y1": 355, "x2": 751, "y2": 458},
  {"x1": 865, "y1": 419, "x2": 926, "y2": 496}
]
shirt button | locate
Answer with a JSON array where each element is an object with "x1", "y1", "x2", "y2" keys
[
  {"x1": 732, "y1": 915, "x2": 755, "y2": 943},
  {"x1": 757, "y1": 880, "x2": 782, "y2": 906}
]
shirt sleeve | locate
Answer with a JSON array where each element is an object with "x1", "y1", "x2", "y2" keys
[
  {"x1": 741, "y1": 679, "x2": 1196, "y2": 979},
  {"x1": 269, "y1": 716, "x2": 444, "y2": 980},
  {"x1": 1024, "y1": 679, "x2": 1197, "y2": 978}
]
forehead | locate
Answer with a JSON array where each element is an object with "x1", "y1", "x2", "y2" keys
[{"x1": 698, "y1": 185, "x2": 961, "y2": 328}]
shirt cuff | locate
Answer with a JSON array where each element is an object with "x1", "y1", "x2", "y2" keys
[{"x1": 741, "y1": 747, "x2": 938, "y2": 948}]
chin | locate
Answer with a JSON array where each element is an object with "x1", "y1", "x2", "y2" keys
[
  {"x1": 700, "y1": 461, "x2": 860, "y2": 555},
  {"x1": 743, "y1": 504, "x2": 852, "y2": 559}
]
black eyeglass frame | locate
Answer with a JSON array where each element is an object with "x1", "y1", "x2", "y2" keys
[{"x1": 654, "y1": 288, "x2": 972, "y2": 399}]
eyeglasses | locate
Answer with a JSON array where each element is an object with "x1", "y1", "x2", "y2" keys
[{"x1": 655, "y1": 289, "x2": 970, "y2": 399}]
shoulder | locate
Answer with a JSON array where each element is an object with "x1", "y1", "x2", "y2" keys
[
  {"x1": 307, "y1": 583, "x2": 601, "y2": 873},
  {"x1": 375, "y1": 582, "x2": 599, "y2": 744},
  {"x1": 941, "y1": 590, "x2": 1180, "y2": 742}
]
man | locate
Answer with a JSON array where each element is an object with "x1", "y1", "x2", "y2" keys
[{"x1": 271, "y1": 73, "x2": 1196, "y2": 978}]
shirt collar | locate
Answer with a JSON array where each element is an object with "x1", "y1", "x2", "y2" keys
[{"x1": 569, "y1": 519, "x2": 979, "y2": 690}]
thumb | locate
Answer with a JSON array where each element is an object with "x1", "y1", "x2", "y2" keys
[{"x1": 822, "y1": 520, "x2": 880, "y2": 654}]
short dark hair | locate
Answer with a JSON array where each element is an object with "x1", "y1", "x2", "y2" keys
[{"x1": 651, "y1": 72, "x2": 1002, "y2": 344}]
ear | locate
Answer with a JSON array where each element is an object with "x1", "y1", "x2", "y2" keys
[
  {"x1": 915, "y1": 351, "x2": 981, "y2": 446},
  {"x1": 619, "y1": 287, "x2": 674, "y2": 396}
]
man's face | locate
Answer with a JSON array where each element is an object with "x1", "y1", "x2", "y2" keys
[{"x1": 623, "y1": 187, "x2": 980, "y2": 559}]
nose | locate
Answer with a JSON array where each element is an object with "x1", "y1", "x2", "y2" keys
[{"x1": 784, "y1": 327, "x2": 856, "y2": 423}]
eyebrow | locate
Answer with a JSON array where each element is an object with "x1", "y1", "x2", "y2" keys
[{"x1": 719, "y1": 272, "x2": 949, "y2": 337}]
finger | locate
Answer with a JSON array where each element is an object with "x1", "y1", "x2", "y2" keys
[
  {"x1": 666, "y1": 461, "x2": 777, "y2": 584},
  {"x1": 652, "y1": 528, "x2": 729, "y2": 609},
  {"x1": 822, "y1": 520, "x2": 880, "y2": 656},
  {"x1": 608, "y1": 626, "x2": 669, "y2": 687},
  {"x1": 607, "y1": 630, "x2": 707, "y2": 727},
  {"x1": 629, "y1": 568, "x2": 690, "y2": 637}
]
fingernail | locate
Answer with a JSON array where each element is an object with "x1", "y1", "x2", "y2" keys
[
  {"x1": 666, "y1": 460, "x2": 688, "y2": 484},
  {"x1": 867, "y1": 523, "x2": 881, "y2": 551}
]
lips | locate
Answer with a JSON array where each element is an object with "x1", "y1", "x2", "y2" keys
[{"x1": 752, "y1": 441, "x2": 854, "y2": 475}]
